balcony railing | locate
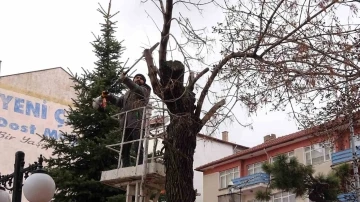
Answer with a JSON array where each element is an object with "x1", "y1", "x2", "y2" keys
[
  {"x1": 231, "y1": 172, "x2": 270, "y2": 188},
  {"x1": 337, "y1": 192, "x2": 356, "y2": 202},
  {"x1": 331, "y1": 147, "x2": 360, "y2": 165}
]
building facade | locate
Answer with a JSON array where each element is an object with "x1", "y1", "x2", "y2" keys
[
  {"x1": 196, "y1": 117, "x2": 360, "y2": 202},
  {"x1": 194, "y1": 132, "x2": 248, "y2": 202},
  {"x1": 0, "y1": 67, "x2": 76, "y2": 201}
]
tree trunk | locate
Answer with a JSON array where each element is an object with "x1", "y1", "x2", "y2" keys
[
  {"x1": 164, "y1": 116, "x2": 199, "y2": 202},
  {"x1": 159, "y1": 60, "x2": 201, "y2": 202}
]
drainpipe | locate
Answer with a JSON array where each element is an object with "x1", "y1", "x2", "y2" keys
[{"x1": 264, "y1": 148, "x2": 270, "y2": 161}]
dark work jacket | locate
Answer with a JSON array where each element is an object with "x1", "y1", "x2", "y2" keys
[{"x1": 106, "y1": 78, "x2": 151, "y2": 130}]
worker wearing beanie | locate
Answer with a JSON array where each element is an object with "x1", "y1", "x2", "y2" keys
[{"x1": 92, "y1": 72, "x2": 151, "y2": 167}]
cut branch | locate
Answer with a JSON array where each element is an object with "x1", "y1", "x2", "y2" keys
[{"x1": 201, "y1": 99, "x2": 226, "y2": 126}]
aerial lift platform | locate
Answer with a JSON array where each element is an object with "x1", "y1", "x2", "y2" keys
[{"x1": 100, "y1": 105, "x2": 167, "y2": 202}]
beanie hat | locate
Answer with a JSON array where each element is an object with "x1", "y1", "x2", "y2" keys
[{"x1": 134, "y1": 74, "x2": 146, "y2": 83}]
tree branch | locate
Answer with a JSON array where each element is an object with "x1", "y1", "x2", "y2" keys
[
  {"x1": 253, "y1": 0, "x2": 285, "y2": 54},
  {"x1": 187, "y1": 68, "x2": 209, "y2": 91},
  {"x1": 158, "y1": 0, "x2": 166, "y2": 14},
  {"x1": 201, "y1": 99, "x2": 226, "y2": 126},
  {"x1": 194, "y1": 51, "x2": 257, "y2": 118},
  {"x1": 259, "y1": 0, "x2": 337, "y2": 57},
  {"x1": 159, "y1": 0, "x2": 173, "y2": 67},
  {"x1": 144, "y1": 49, "x2": 163, "y2": 98}
]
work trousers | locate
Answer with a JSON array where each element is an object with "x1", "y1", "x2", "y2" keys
[{"x1": 121, "y1": 128, "x2": 144, "y2": 167}]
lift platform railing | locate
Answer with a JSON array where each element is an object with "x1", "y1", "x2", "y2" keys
[{"x1": 105, "y1": 105, "x2": 167, "y2": 169}]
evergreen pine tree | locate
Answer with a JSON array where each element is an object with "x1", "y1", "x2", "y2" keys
[{"x1": 41, "y1": 1, "x2": 126, "y2": 201}]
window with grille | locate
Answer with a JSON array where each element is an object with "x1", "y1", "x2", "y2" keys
[
  {"x1": 304, "y1": 144, "x2": 331, "y2": 165},
  {"x1": 219, "y1": 167, "x2": 240, "y2": 189}
]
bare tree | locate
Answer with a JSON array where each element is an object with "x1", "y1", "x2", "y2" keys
[
  {"x1": 138, "y1": 0, "x2": 360, "y2": 201},
  {"x1": 214, "y1": 0, "x2": 360, "y2": 200},
  {"x1": 214, "y1": 0, "x2": 360, "y2": 128}
]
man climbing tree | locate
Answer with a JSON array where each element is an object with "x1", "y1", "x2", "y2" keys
[{"x1": 41, "y1": 1, "x2": 126, "y2": 201}]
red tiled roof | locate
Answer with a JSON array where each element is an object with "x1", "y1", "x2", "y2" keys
[{"x1": 195, "y1": 113, "x2": 360, "y2": 172}]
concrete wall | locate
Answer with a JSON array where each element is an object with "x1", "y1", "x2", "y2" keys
[{"x1": 0, "y1": 68, "x2": 75, "y2": 202}]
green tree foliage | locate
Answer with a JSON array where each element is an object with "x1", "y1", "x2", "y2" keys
[
  {"x1": 255, "y1": 155, "x2": 351, "y2": 202},
  {"x1": 41, "y1": 2, "x2": 126, "y2": 202}
]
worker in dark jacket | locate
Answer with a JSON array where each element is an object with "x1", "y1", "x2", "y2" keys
[{"x1": 92, "y1": 73, "x2": 151, "y2": 167}]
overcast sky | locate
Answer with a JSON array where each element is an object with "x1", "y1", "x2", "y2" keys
[{"x1": 0, "y1": 0, "x2": 299, "y2": 147}]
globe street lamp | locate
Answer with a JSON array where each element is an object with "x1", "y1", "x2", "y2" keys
[{"x1": 0, "y1": 151, "x2": 56, "y2": 202}]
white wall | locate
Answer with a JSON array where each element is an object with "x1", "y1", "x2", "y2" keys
[{"x1": 194, "y1": 137, "x2": 236, "y2": 202}]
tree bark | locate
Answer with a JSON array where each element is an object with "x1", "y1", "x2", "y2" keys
[
  {"x1": 164, "y1": 116, "x2": 199, "y2": 202},
  {"x1": 160, "y1": 60, "x2": 201, "y2": 202}
]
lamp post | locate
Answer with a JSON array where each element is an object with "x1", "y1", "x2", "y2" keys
[{"x1": 0, "y1": 151, "x2": 56, "y2": 202}]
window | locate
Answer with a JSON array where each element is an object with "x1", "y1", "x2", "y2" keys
[
  {"x1": 247, "y1": 162, "x2": 264, "y2": 175},
  {"x1": 304, "y1": 144, "x2": 331, "y2": 165},
  {"x1": 219, "y1": 167, "x2": 240, "y2": 189},
  {"x1": 270, "y1": 151, "x2": 295, "y2": 163},
  {"x1": 273, "y1": 192, "x2": 296, "y2": 202}
]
